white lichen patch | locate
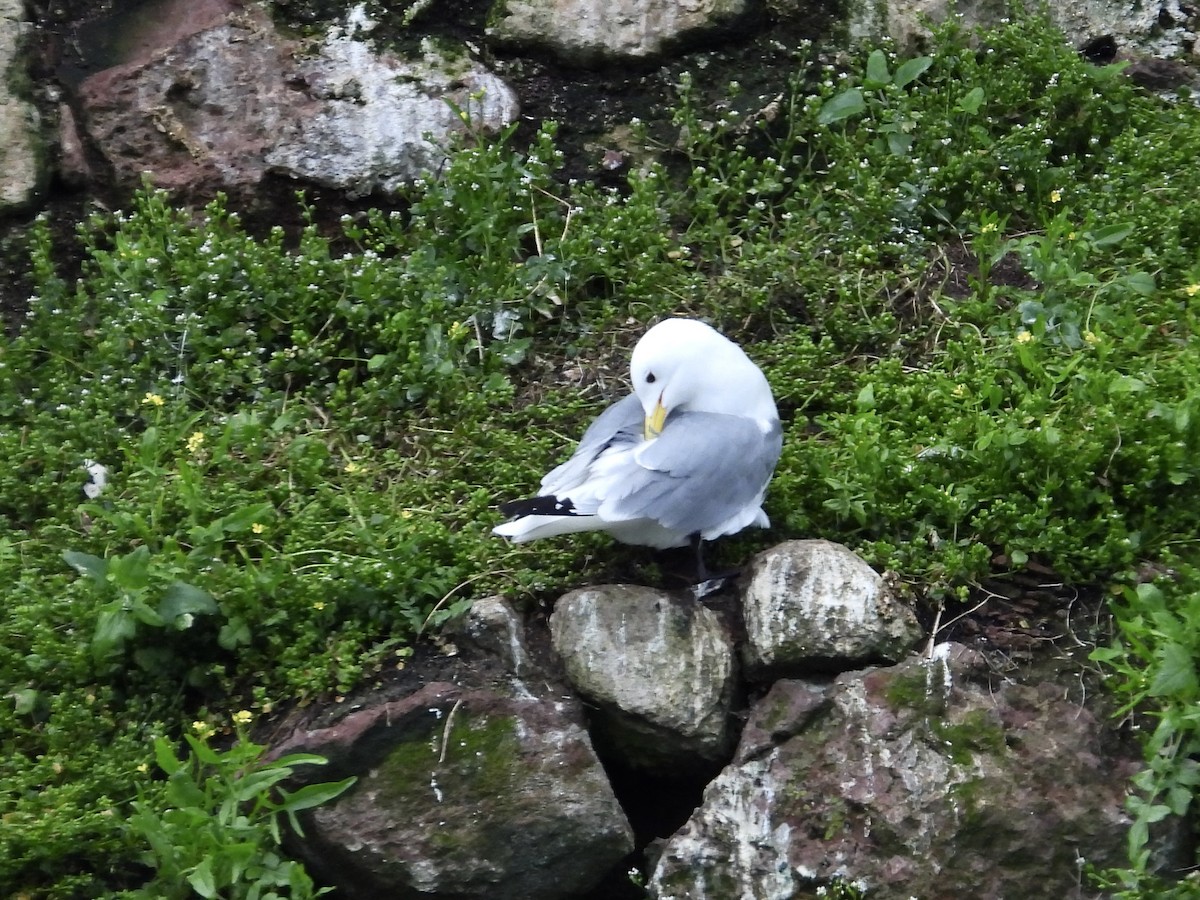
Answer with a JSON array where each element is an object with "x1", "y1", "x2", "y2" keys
[{"x1": 650, "y1": 755, "x2": 795, "y2": 900}]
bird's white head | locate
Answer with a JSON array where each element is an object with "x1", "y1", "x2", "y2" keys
[{"x1": 629, "y1": 318, "x2": 778, "y2": 440}]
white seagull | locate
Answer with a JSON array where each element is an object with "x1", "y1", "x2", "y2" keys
[{"x1": 492, "y1": 318, "x2": 782, "y2": 577}]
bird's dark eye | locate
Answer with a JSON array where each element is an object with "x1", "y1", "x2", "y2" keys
[{"x1": 645, "y1": 372, "x2": 656, "y2": 384}]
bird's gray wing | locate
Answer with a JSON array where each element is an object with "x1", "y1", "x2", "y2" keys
[
  {"x1": 539, "y1": 393, "x2": 643, "y2": 496},
  {"x1": 598, "y1": 411, "x2": 782, "y2": 534}
]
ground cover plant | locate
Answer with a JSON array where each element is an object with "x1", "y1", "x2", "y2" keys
[{"x1": 2, "y1": 7, "x2": 1199, "y2": 896}]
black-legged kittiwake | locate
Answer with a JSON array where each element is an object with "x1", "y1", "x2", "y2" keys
[{"x1": 493, "y1": 318, "x2": 782, "y2": 576}]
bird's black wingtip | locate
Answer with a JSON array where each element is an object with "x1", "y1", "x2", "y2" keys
[{"x1": 498, "y1": 495, "x2": 578, "y2": 518}]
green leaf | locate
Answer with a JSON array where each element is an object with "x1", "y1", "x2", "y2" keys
[
  {"x1": 887, "y1": 132, "x2": 914, "y2": 156},
  {"x1": 1174, "y1": 403, "x2": 1191, "y2": 432},
  {"x1": 276, "y1": 776, "x2": 357, "y2": 814},
  {"x1": 158, "y1": 582, "x2": 219, "y2": 626},
  {"x1": 865, "y1": 50, "x2": 890, "y2": 89},
  {"x1": 278, "y1": 777, "x2": 358, "y2": 837},
  {"x1": 153, "y1": 736, "x2": 183, "y2": 776},
  {"x1": 187, "y1": 857, "x2": 218, "y2": 899},
  {"x1": 498, "y1": 337, "x2": 532, "y2": 366},
  {"x1": 956, "y1": 86, "x2": 985, "y2": 114},
  {"x1": 893, "y1": 55, "x2": 933, "y2": 89},
  {"x1": 130, "y1": 598, "x2": 166, "y2": 628},
  {"x1": 1139, "y1": 803, "x2": 1174, "y2": 825},
  {"x1": 1090, "y1": 222, "x2": 1134, "y2": 247},
  {"x1": 1122, "y1": 271, "x2": 1156, "y2": 296},
  {"x1": 108, "y1": 545, "x2": 152, "y2": 592},
  {"x1": 219, "y1": 502, "x2": 275, "y2": 534},
  {"x1": 1109, "y1": 374, "x2": 1148, "y2": 395},
  {"x1": 1135, "y1": 583, "x2": 1165, "y2": 606},
  {"x1": 367, "y1": 353, "x2": 389, "y2": 372},
  {"x1": 93, "y1": 607, "x2": 137, "y2": 658},
  {"x1": 184, "y1": 733, "x2": 223, "y2": 766},
  {"x1": 140, "y1": 426, "x2": 159, "y2": 456},
  {"x1": 1167, "y1": 783, "x2": 1195, "y2": 816},
  {"x1": 856, "y1": 383, "x2": 876, "y2": 409},
  {"x1": 272, "y1": 752, "x2": 332, "y2": 769},
  {"x1": 223, "y1": 841, "x2": 258, "y2": 884},
  {"x1": 11, "y1": 688, "x2": 39, "y2": 716},
  {"x1": 817, "y1": 88, "x2": 865, "y2": 125},
  {"x1": 164, "y1": 770, "x2": 208, "y2": 809},
  {"x1": 231, "y1": 768, "x2": 292, "y2": 802},
  {"x1": 219, "y1": 617, "x2": 253, "y2": 650},
  {"x1": 64, "y1": 550, "x2": 107, "y2": 583},
  {"x1": 1149, "y1": 641, "x2": 1198, "y2": 699}
]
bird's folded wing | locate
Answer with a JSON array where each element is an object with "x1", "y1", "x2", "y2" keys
[
  {"x1": 597, "y1": 411, "x2": 783, "y2": 534},
  {"x1": 539, "y1": 393, "x2": 643, "y2": 497}
]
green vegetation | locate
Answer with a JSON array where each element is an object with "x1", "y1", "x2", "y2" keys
[
  {"x1": 2, "y1": 7, "x2": 1199, "y2": 897},
  {"x1": 125, "y1": 722, "x2": 354, "y2": 900}
]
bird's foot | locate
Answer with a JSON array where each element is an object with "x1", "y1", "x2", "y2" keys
[{"x1": 688, "y1": 570, "x2": 740, "y2": 602}]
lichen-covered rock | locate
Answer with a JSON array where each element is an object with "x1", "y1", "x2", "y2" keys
[
  {"x1": 739, "y1": 539, "x2": 922, "y2": 678},
  {"x1": 489, "y1": 0, "x2": 751, "y2": 65},
  {"x1": 453, "y1": 594, "x2": 532, "y2": 675},
  {"x1": 264, "y1": 17, "x2": 519, "y2": 196},
  {"x1": 274, "y1": 680, "x2": 632, "y2": 899},
  {"x1": 0, "y1": 0, "x2": 43, "y2": 211},
  {"x1": 649, "y1": 644, "x2": 1144, "y2": 899},
  {"x1": 843, "y1": 0, "x2": 1198, "y2": 59},
  {"x1": 76, "y1": 4, "x2": 518, "y2": 201},
  {"x1": 550, "y1": 584, "x2": 736, "y2": 773}
]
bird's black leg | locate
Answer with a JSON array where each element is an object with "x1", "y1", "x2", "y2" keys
[
  {"x1": 690, "y1": 531, "x2": 708, "y2": 582},
  {"x1": 686, "y1": 533, "x2": 744, "y2": 601}
]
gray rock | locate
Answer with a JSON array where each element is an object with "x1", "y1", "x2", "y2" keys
[
  {"x1": 489, "y1": 0, "x2": 750, "y2": 65},
  {"x1": 264, "y1": 20, "x2": 519, "y2": 197},
  {"x1": 454, "y1": 594, "x2": 532, "y2": 675},
  {"x1": 650, "y1": 644, "x2": 1146, "y2": 900},
  {"x1": 843, "y1": 0, "x2": 1198, "y2": 59},
  {"x1": 56, "y1": 103, "x2": 91, "y2": 188},
  {"x1": 76, "y1": 5, "x2": 517, "y2": 201},
  {"x1": 739, "y1": 540, "x2": 922, "y2": 678},
  {"x1": 0, "y1": 0, "x2": 43, "y2": 211},
  {"x1": 275, "y1": 680, "x2": 633, "y2": 899},
  {"x1": 550, "y1": 585, "x2": 736, "y2": 773}
]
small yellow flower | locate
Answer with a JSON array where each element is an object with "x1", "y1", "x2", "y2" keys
[
  {"x1": 1049, "y1": 189, "x2": 1062, "y2": 203},
  {"x1": 313, "y1": 600, "x2": 326, "y2": 611},
  {"x1": 951, "y1": 384, "x2": 967, "y2": 398},
  {"x1": 448, "y1": 321, "x2": 469, "y2": 340},
  {"x1": 232, "y1": 710, "x2": 253, "y2": 726},
  {"x1": 1015, "y1": 330, "x2": 1034, "y2": 344},
  {"x1": 1083, "y1": 330, "x2": 1100, "y2": 345},
  {"x1": 142, "y1": 392, "x2": 164, "y2": 408},
  {"x1": 186, "y1": 431, "x2": 205, "y2": 453},
  {"x1": 136, "y1": 762, "x2": 149, "y2": 774},
  {"x1": 1184, "y1": 283, "x2": 1200, "y2": 297},
  {"x1": 979, "y1": 222, "x2": 998, "y2": 235},
  {"x1": 192, "y1": 720, "x2": 215, "y2": 739},
  {"x1": 400, "y1": 509, "x2": 414, "y2": 519},
  {"x1": 251, "y1": 522, "x2": 265, "y2": 535},
  {"x1": 1067, "y1": 231, "x2": 1077, "y2": 241},
  {"x1": 345, "y1": 461, "x2": 364, "y2": 475}
]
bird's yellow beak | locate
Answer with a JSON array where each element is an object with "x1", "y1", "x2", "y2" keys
[{"x1": 644, "y1": 397, "x2": 667, "y2": 441}]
